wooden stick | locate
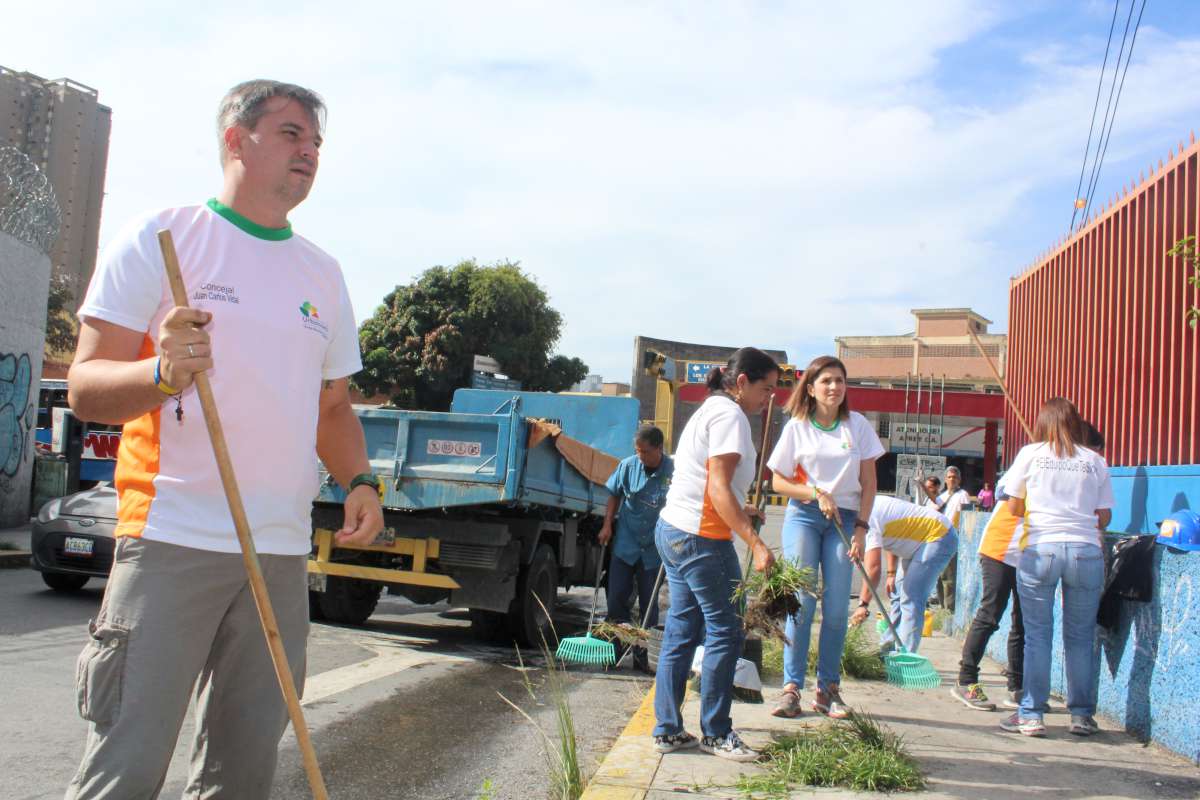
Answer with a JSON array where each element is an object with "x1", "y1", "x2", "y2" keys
[
  {"x1": 157, "y1": 230, "x2": 329, "y2": 800},
  {"x1": 968, "y1": 328, "x2": 1034, "y2": 440},
  {"x1": 751, "y1": 393, "x2": 776, "y2": 510}
]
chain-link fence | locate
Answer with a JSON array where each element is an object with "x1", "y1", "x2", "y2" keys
[{"x1": 0, "y1": 145, "x2": 61, "y2": 254}]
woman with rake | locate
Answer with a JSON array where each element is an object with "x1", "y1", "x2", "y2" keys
[
  {"x1": 767, "y1": 355, "x2": 883, "y2": 720},
  {"x1": 999, "y1": 398, "x2": 1113, "y2": 738},
  {"x1": 651, "y1": 348, "x2": 778, "y2": 763}
]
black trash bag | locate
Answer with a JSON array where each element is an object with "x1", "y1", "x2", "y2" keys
[{"x1": 1097, "y1": 534, "x2": 1158, "y2": 629}]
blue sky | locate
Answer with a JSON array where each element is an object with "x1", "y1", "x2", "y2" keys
[{"x1": 6, "y1": 1, "x2": 1200, "y2": 381}]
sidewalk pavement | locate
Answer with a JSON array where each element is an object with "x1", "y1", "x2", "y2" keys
[
  {"x1": 582, "y1": 629, "x2": 1200, "y2": 799},
  {"x1": 0, "y1": 520, "x2": 32, "y2": 568}
]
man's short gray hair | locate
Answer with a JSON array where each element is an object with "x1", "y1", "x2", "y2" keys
[
  {"x1": 945, "y1": 465, "x2": 961, "y2": 477},
  {"x1": 216, "y1": 80, "x2": 326, "y2": 165}
]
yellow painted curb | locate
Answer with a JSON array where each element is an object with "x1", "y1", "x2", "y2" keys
[{"x1": 580, "y1": 685, "x2": 660, "y2": 800}]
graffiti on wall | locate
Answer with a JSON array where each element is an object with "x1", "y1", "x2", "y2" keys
[{"x1": 0, "y1": 352, "x2": 33, "y2": 477}]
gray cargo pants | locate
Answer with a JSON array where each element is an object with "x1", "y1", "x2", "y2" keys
[{"x1": 65, "y1": 536, "x2": 309, "y2": 800}]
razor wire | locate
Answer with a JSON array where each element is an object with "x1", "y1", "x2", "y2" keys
[{"x1": 0, "y1": 145, "x2": 61, "y2": 254}]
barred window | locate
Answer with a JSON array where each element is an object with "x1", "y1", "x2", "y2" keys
[
  {"x1": 840, "y1": 344, "x2": 914, "y2": 359},
  {"x1": 919, "y1": 344, "x2": 1005, "y2": 358}
]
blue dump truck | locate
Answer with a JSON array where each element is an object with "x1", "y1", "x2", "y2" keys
[{"x1": 307, "y1": 389, "x2": 639, "y2": 645}]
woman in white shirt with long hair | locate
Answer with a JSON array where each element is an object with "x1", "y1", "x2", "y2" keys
[
  {"x1": 651, "y1": 348, "x2": 778, "y2": 762},
  {"x1": 766, "y1": 355, "x2": 883, "y2": 720},
  {"x1": 1000, "y1": 397, "x2": 1113, "y2": 738}
]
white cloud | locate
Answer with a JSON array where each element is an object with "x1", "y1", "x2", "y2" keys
[{"x1": 5, "y1": 2, "x2": 1199, "y2": 380}]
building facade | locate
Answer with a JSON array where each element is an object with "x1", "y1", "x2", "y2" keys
[
  {"x1": 835, "y1": 307, "x2": 1007, "y2": 391},
  {"x1": 0, "y1": 66, "x2": 111, "y2": 303}
]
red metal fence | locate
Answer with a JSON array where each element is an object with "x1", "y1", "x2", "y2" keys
[{"x1": 1006, "y1": 136, "x2": 1200, "y2": 468}]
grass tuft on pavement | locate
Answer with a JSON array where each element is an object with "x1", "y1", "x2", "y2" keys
[
  {"x1": 496, "y1": 601, "x2": 584, "y2": 800},
  {"x1": 737, "y1": 712, "x2": 925, "y2": 797},
  {"x1": 759, "y1": 622, "x2": 885, "y2": 681}
]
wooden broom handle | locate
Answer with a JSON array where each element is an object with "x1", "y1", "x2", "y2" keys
[
  {"x1": 968, "y1": 328, "x2": 1034, "y2": 441},
  {"x1": 157, "y1": 230, "x2": 329, "y2": 800}
]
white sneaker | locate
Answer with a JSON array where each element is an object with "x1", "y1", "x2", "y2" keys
[{"x1": 700, "y1": 730, "x2": 759, "y2": 762}]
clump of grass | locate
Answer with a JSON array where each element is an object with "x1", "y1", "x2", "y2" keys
[
  {"x1": 760, "y1": 636, "x2": 784, "y2": 677},
  {"x1": 758, "y1": 615, "x2": 884, "y2": 681},
  {"x1": 737, "y1": 712, "x2": 925, "y2": 797},
  {"x1": 591, "y1": 620, "x2": 651, "y2": 647},
  {"x1": 477, "y1": 778, "x2": 496, "y2": 799},
  {"x1": 497, "y1": 601, "x2": 584, "y2": 800},
  {"x1": 930, "y1": 606, "x2": 952, "y2": 633},
  {"x1": 734, "y1": 559, "x2": 817, "y2": 644}
]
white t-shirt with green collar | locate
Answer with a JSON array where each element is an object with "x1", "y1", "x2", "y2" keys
[{"x1": 78, "y1": 200, "x2": 362, "y2": 555}]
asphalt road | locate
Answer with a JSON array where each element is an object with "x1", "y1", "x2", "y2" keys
[
  {"x1": 0, "y1": 507, "x2": 797, "y2": 800},
  {"x1": 0, "y1": 567, "x2": 650, "y2": 800}
]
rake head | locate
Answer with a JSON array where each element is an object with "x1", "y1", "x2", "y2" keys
[
  {"x1": 555, "y1": 633, "x2": 616, "y2": 666},
  {"x1": 884, "y1": 652, "x2": 941, "y2": 690}
]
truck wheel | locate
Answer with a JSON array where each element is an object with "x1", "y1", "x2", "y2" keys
[
  {"x1": 42, "y1": 572, "x2": 90, "y2": 592},
  {"x1": 509, "y1": 544, "x2": 559, "y2": 648},
  {"x1": 468, "y1": 608, "x2": 512, "y2": 643},
  {"x1": 317, "y1": 576, "x2": 382, "y2": 625}
]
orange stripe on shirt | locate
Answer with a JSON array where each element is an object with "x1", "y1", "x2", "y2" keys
[
  {"x1": 697, "y1": 461, "x2": 733, "y2": 540},
  {"x1": 113, "y1": 335, "x2": 162, "y2": 538},
  {"x1": 978, "y1": 503, "x2": 1021, "y2": 561}
]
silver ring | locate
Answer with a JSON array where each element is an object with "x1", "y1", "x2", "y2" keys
[{"x1": 187, "y1": 344, "x2": 195, "y2": 358}]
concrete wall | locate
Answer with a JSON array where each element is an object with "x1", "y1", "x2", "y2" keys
[
  {"x1": 0, "y1": 232, "x2": 50, "y2": 526},
  {"x1": 953, "y1": 510, "x2": 1200, "y2": 764}
]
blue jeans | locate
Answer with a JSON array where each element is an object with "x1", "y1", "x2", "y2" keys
[
  {"x1": 878, "y1": 530, "x2": 959, "y2": 653},
  {"x1": 1017, "y1": 541, "x2": 1104, "y2": 719},
  {"x1": 652, "y1": 519, "x2": 742, "y2": 738},
  {"x1": 606, "y1": 555, "x2": 661, "y2": 628},
  {"x1": 782, "y1": 502, "x2": 857, "y2": 691}
]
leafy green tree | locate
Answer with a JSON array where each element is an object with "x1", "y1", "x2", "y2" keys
[
  {"x1": 1168, "y1": 236, "x2": 1200, "y2": 327},
  {"x1": 355, "y1": 260, "x2": 589, "y2": 409},
  {"x1": 44, "y1": 271, "x2": 77, "y2": 359}
]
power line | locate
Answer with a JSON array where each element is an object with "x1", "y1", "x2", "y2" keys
[
  {"x1": 1081, "y1": 0, "x2": 1147, "y2": 226},
  {"x1": 1069, "y1": 0, "x2": 1122, "y2": 232},
  {"x1": 1078, "y1": 0, "x2": 1137, "y2": 231}
]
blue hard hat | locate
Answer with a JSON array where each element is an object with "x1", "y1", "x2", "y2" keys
[{"x1": 1157, "y1": 510, "x2": 1200, "y2": 552}]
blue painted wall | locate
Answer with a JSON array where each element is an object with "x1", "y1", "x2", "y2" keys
[
  {"x1": 953, "y1": 509, "x2": 1200, "y2": 765},
  {"x1": 1109, "y1": 465, "x2": 1200, "y2": 535}
]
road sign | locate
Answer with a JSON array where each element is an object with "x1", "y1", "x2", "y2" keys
[
  {"x1": 473, "y1": 355, "x2": 502, "y2": 374},
  {"x1": 685, "y1": 362, "x2": 724, "y2": 383},
  {"x1": 470, "y1": 372, "x2": 521, "y2": 391}
]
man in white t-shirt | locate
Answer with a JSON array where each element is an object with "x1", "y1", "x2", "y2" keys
[
  {"x1": 933, "y1": 465, "x2": 969, "y2": 612},
  {"x1": 63, "y1": 81, "x2": 383, "y2": 800}
]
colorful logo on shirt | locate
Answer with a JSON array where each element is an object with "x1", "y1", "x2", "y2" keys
[{"x1": 299, "y1": 299, "x2": 329, "y2": 338}]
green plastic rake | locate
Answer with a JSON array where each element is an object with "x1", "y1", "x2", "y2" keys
[
  {"x1": 556, "y1": 544, "x2": 616, "y2": 666},
  {"x1": 831, "y1": 515, "x2": 941, "y2": 690}
]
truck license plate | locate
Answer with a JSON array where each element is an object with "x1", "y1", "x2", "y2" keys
[{"x1": 63, "y1": 537, "x2": 94, "y2": 557}]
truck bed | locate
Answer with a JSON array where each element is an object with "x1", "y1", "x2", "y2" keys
[{"x1": 316, "y1": 390, "x2": 639, "y2": 515}]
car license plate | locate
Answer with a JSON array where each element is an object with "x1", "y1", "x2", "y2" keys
[{"x1": 63, "y1": 536, "x2": 94, "y2": 557}]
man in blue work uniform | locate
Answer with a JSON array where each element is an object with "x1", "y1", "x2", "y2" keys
[{"x1": 600, "y1": 424, "x2": 673, "y2": 672}]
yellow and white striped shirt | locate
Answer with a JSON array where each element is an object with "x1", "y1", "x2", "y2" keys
[{"x1": 866, "y1": 495, "x2": 952, "y2": 559}]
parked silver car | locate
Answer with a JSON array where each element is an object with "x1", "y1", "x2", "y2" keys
[{"x1": 30, "y1": 483, "x2": 117, "y2": 591}]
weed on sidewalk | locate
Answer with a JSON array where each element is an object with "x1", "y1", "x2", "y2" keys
[
  {"x1": 760, "y1": 623, "x2": 885, "y2": 681},
  {"x1": 737, "y1": 712, "x2": 925, "y2": 797}
]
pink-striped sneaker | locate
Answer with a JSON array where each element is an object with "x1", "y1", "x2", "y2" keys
[{"x1": 812, "y1": 684, "x2": 851, "y2": 719}]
